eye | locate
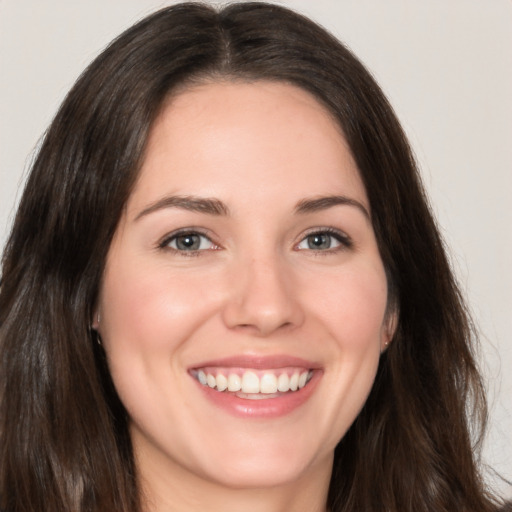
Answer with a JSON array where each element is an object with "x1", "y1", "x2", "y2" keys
[
  {"x1": 160, "y1": 231, "x2": 217, "y2": 252},
  {"x1": 296, "y1": 229, "x2": 351, "y2": 251}
]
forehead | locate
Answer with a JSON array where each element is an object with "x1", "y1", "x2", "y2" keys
[{"x1": 128, "y1": 80, "x2": 368, "y2": 215}]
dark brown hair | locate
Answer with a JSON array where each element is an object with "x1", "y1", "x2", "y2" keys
[{"x1": 0, "y1": 2, "x2": 500, "y2": 511}]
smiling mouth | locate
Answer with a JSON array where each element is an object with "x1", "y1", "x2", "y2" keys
[{"x1": 191, "y1": 367, "x2": 314, "y2": 399}]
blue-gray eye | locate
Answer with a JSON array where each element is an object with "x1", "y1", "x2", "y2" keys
[
  {"x1": 166, "y1": 233, "x2": 213, "y2": 251},
  {"x1": 297, "y1": 231, "x2": 347, "y2": 251}
]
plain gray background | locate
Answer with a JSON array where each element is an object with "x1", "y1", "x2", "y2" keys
[{"x1": 1, "y1": 0, "x2": 511, "y2": 497}]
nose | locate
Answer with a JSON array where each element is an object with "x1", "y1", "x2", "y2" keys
[{"x1": 221, "y1": 253, "x2": 305, "y2": 337}]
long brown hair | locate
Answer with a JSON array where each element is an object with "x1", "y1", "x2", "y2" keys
[{"x1": 0, "y1": 3, "x2": 499, "y2": 511}]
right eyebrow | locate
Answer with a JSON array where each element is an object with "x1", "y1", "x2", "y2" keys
[
  {"x1": 294, "y1": 194, "x2": 370, "y2": 220},
  {"x1": 134, "y1": 195, "x2": 229, "y2": 221}
]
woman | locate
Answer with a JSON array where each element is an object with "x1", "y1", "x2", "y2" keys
[{"x1": 0, "y1": 2, "x2": 504, "y2": 511}]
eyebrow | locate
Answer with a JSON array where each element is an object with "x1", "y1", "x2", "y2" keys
[
  {"x1": 134, "y1": 193, "x2": 369, "y2": 221},
  {"x1": 134, "y1": 195, "x2": 229, "y2": 221},
  {"x1": 294, "y1": 195, "x2": 370, "y2": 219}
]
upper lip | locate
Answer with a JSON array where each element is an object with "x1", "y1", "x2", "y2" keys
[{"x1": 189, "y1": 354, "x2": 322, "y2": 370}]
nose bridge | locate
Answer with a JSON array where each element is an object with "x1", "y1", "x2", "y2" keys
[{"x1": 222, "y1": 245, "x2": 303, "y2": 336}]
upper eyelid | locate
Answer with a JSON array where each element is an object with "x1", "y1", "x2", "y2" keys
[
  {"x1": 157, "y1": 228, "x2": 217, "y2": 249},
  {"x1": 298, "y1": 227, "x2": 351, "y2": 242}
]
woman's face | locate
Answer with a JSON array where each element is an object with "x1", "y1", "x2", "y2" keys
[{"x1": 97, "y1": 81, "x2": 394, "y2": 491}]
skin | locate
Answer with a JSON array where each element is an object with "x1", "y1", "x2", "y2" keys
[{"x1": 96, "y1": 81, "x2": 395, "y2": 512}]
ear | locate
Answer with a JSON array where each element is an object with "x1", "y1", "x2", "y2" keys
[
  {"x1": 381, "y1": 310, "x2": 398, "y2": 352},
  {"x1": 91, "y1": 311, "x2": 101, "y2": 331}
]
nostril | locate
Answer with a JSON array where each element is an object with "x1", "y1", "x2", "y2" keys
[
  {"x1": 230, "y1": 319, "x2": 295, "y2": 337},
  {"x1": 221, "y1": 268, "x2": 305, "y2": 335}
]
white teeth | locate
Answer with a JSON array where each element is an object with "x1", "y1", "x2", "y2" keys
[
  {"x1": 298, "y1": 371, "x2": 308, "y2": 389},
  {"x1": 277, "y1": 373, "x2": 290, "y2": 392},
  {"x1": 216, "y1": 373, "x2": 228, "y2": 391},
  {"x1": 289, "y1": 373, "x2": 299, "y2": 391},
  {"x1": 206, "y1": 374, "x2": 216, "y2": 388},
  {"x1": 241, "y1": 371, "x2": 260, "y2": 393},
  {"x1": 227, "y1": 373, "x2": 242, "y2": 392},
  {"x1": 260, "y1": 373, "x2": 278, "y2": 394},
  {"x1": 197, "y1": 369, "x2": 313, "y2": 395}
]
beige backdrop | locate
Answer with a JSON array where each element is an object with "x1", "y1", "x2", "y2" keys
[{"x1": 1, "y1": 0, "x2": 510, "y2": 497}]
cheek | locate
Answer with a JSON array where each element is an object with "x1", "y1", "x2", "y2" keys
[
  {"x1": 289, "y1": 261, "x2": 388, "y2": 453},
  {"x1": 99, "y1": 258, "x2": 219, "y2": 356},
  {"x1": 97, "y1": 260, "x2": 215, "y2": 424},
  {"x1": 305, "y1": 261, "x2": 389, "y2": 348}
]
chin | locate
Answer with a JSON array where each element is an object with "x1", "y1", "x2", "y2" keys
[
  {"x1": 191, "y1": 435, "x2": 332, "y2": 490},
  {"x1": 201, "y1": 459, "x2": 314, "y2": 490}
]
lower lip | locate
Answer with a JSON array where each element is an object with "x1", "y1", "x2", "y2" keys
[{"x1": 193, "y1": 371, "x2": 322, "y2": 418}]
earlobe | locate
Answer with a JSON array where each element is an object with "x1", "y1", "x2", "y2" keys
[
  {"x1": 381, "y1": 336, "x2": 392, "y2": 353},
  {"x1": 381, "y1": 311, "x2": 398, "y2": 352},
  {"x1": 91, "y1": 311, "x2": 101, "y2": 331},
  {"x1": 90, "y1": 312, "x2": 103, "y2": 346}
]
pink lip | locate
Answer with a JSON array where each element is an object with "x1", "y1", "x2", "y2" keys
[
  {"x1": 189, "y1": 354, "x2": 322, "y2": 371},
  {"x1": 189, "y1": 354, "x2": 323, "y2": 419}
]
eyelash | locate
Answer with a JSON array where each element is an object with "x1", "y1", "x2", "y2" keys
[
  {"x1": 157, "y1": 229, "x2": 219, "y2": 256},
  {"x1": 157, "y1": 227, "x2": 353, "y2": 256},
  {"x1": 295, "y1": 228, "x2": 353, "y2": 253}
]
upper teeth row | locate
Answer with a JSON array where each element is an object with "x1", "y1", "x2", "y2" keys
[{"x1": 197, "y1": 369, "x2": 312, "y2": 394}]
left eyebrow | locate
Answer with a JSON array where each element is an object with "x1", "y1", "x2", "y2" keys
[
  {"x1": 134, "y1": 195, "x2": 229, "y2": 221},
  {"x1": 294, "y1": 195, "x2": 370, "y2": 220}
]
